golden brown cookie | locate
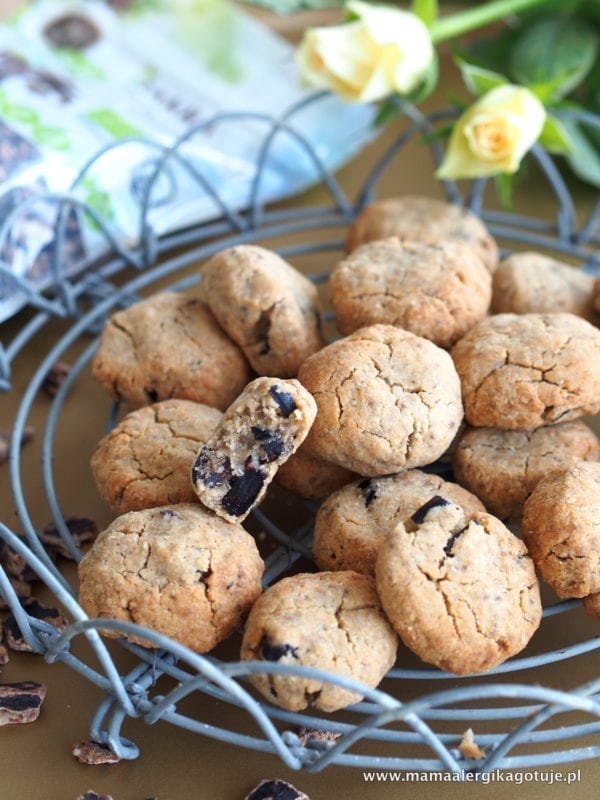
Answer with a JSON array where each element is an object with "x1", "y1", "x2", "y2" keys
[
  {"x1": 274, "y1": 443, "x2": 357, "y2": 501},
  {"x1": 491, "y1": 252, "x2": 596, "y2": 320},
  {"x1": 522, "y1": 462, "x2": 600, "y2": 598},
  {"x1": 298, "y1": 324, "x2": 463, "y2": 476},
  {"x1": 192, "y1": 378, "x2": 317, "y2": 522},
  {"x1": 91, "y1": 399, "x2": 222, "y2": 515},
  {"x1": 240, "y1": 571, "x2": 397, "y2": 712},
  {"x1": 92, "y1": 292, "x2": 251, "y2": 409},
  {"x1": 453, "y1": 422, "x2": 600, "y2": 520},
  {"x1": 78, "y1": 504, "x2": 264, "y2": 652},
  {"x1": 199, "y1": 245, "x2": 325, "y2": 377},
  {"x1": 313, "y1": 469, "x2": 484, "y2": 575},
  {"x1": 329, "y1": 238, "x2": 491, "y2": 348},
  {"x1": 375, "y1": 498, "x2": 541, "y2": 674},
  {"x1": 346, "y1": 196, "x2": 498, "y2": 273},
  {"x1": 451, "y1": 313, "x2": 600, "y2": 429}
]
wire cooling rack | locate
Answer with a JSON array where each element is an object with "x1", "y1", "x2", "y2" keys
[{"x1": 1, "y1": 94, "x2": 600, "y2": 774}]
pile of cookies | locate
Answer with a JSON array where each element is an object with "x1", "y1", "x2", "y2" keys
[{"x1": 80, "y1": 194, "x2": 600, "y2": 714}]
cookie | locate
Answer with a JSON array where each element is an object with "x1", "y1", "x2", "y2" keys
[
  {"x1": 199, "y1": 245, "x2": 325, "y2": 377},
  {"x1": 298, "y1": 324, "x2": 463, "y2": 476},
  {"x1": 92, "y1": 292, "x2": 251, "y2": 409},
  {"x1": 346, "y1": 196, "x2": 498, "y2": 273},
  {"x1": 313, "y1": 469, "x2": 485, "y2": 575},
  {"x1": 522, "y1": 462, "x2": 600, "y2": 598},
  {"x1": 451, "y1": 313, "x2": 600, "y2": 429},
  {"x1": 583, "y1": 592, "x2": 600, "y2": 621},
  {"x1": 78, "y1": 504, "x2": 264, "y2": 652},
  {"x1": 192, "y1": 378, "x2": 317, "y2": 522},
  {"x1": 241, "y1": 571, "x2": 397, "y2": 712},
  {"x1": 453, "y1": 422, "x2": 600, "y2": 520},
  {"x1": 274, "y1": 443, "x2": 357, "y2": 501},
  {"x1": 91, "y1": 399, "x2": 222, "y2": 515},
  {"x1": 329, "y1": 238, "x2": 491, "y2": 347},
  {"x1": 491, "y1": 252, "x2": 596, "y2": 320},
  {"x1": 375, "y1": 499, "x2": 541, "y2": 674}
]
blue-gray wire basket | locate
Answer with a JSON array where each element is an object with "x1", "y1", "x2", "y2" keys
[{"x1": 1, "y1": 94, "x2": 600, "y2": 774}]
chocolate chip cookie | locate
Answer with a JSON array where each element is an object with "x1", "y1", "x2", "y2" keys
[
  {"x1": 92, "y1": 292, "x2": 251, "y2": 409},
  {"x1": 451, "y1": 313, "x2": 600, "y2": 429},
  {"x1": 192, "y1": 378, "x2": 317, "y2": 522},
  {"x1": 522, "y1": 462, "x2": 600, "y2": 598},
  {"x1": 78, "y1": 504, "x2": 264, "y2": 652},
  {"x1": 453, "y1": 422, "x2": 600, "y2": 520},
  {"x1": 298, "y1": 324, "x2": 463, "y2": 476},
  {"x1": 376, "y1": 499, "x2": 541, "y2": 674},
  {"x1": 329, "y1": 238, "x2": 491, "y2": 347},
  {"x1": 241, "y1": 571, "x2": 397, "y2": 712},
  {"x1": 275, "y1": 443, "x2": 357, "y2": 501},
  {"x1": 91, "y1": 399, "x2": 222, "y2": 515},
  {"x1": 346, "y1": 196, "x2": 498, "y2": 273},
  {"x1": 491, "y1": 252, "x2": 596, "y2": 320},
  {"x1": 313, "y1": 469, "x2": 484, "y2": 575},
  {"x1": 199, "y1": 245, "x2": 325, "y2": 377}
]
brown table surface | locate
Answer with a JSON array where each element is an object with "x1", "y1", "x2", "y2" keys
[{"x1": 1, "y1": 3, "x2": 600, "y2": 800}]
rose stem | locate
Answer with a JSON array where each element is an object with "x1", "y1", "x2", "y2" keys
[{"x1": 430, "y1": 0, "x2": 552, "y2": 44}]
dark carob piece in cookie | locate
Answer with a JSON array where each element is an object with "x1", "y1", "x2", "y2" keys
[
  {"x1": 346, "y1": 195, "x2": 498, "y2": 273},
  {"x1": 241, "y1": 571, "x2": 397, "y2": 712},
  {"x1": 522, "y1": 462, "x2": 600, "y2": 598},
  {"x1": 245, "y1": 780, "x2": 311, "y2": 800},
  {"x1": 375, "y1": 500, "x2": 541, "y2": 674},
  {"x1": 451, "y1": 313, "x2": 600, "y2": 429},
  {"x1": 313, "y1": 469, "x2": 484, "y2": 575},
  {"x1": 298, "y1": 324, "x2": 463, "y2": 476},
  {"x1": 91, "y1": 399, "x2": 222, "y2": 514},
  {"x1": 0, "y1": 682, "x2": 46, "y2": 726},
  {"x1": 200, "y1": 245, "x2": 325, "y2": 377},
  {"x1": 92, "y1": 291, "x2": 251, "y2": 410},
  {"x1": 192, "y1": 378, "x2": 317, "y2": 522}
]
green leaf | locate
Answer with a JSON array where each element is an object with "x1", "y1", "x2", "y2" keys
[
  {"x1": 538, "y1": 115, "x2": 574, "y2": 154},
  {"x1": 528, "y1": 68, "x2": 583, "y2": 104},
  {"x1": 420, "y1": 123, "x2": 454, "y2": 144},
  {"x1": 455, "y1": 56, "x2": 507, "y2": 97},
  {"x1": 411, "y1": 0, "x2": 438, "y2": 28},
  {"x1": 495, "y1": 173, "x2": 514, "y2": 211},
  {"x1": 509, "y1": 16, "x2": 599, "y2": 97},
  {"x1": 559, "y1": 117, "x2": 600, "y2": 189},
  {"x1": 373, "y1": 98, "x2": 404, "y2": 127}
]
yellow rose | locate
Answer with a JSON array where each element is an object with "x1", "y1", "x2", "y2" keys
[
  {"x1": 296, "y1": 1, "x2": 434, "y2": 103},
  {"x1": 437, "y1": 85, "x2": 546, "y2": 179}
]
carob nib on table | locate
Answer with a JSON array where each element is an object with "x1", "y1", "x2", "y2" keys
[
  {"x1": 0, "y1": 681, "x2": 46, "y2": 726},
  {"x1": 245, "y1": 779, "x2": 311, "y2": 800},
  {"x1": 191, "y1": 378, "x2": 317, "y2": 522}
]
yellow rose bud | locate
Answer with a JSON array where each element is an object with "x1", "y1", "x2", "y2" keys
[
  {"x1": 296, "y1": 1, "x2": 434, "y2": 103},
  {"x1": 437, "y1": 85, "x2": 546, "y2": 179}
]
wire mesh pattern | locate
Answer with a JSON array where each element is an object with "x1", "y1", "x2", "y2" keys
[{"x1": 1, "y1": 95, "x2": 600, "y2": 774}]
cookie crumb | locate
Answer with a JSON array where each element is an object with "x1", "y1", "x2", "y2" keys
[
  {"x1": 297, "y1": 726, "x2": 341, "y2": 749},
  {"x1": 41, "y1": 516, "x2": 98, "y2": 560},
  {"x1": 4, "y1": 599, "x2": 68, "y2": 652},
  {"x1": 73, "y1": 740, "x2": 121, "y2": 765},
  {"x1": 458, "y1": 728, "x2": 485, "y2": 760},
  {"x1": 245, "y1": 778, "x2": 311, "y2": 800},
  {"x1": 75, "y1": 792, "x2": 114, "y2": 800},
  {"x1": 0, "y1": 426, "x2": 34, "y2": 465},
  {"x1": 0, "y1": 681, "x2": 46, "y2": 725},
  {"x1": 42, "y1": 360, "x2": 72, "y2": 397}
]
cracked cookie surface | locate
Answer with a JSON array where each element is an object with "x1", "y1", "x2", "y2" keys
[
  {"x1": 240, "y1": 571, "x2": 397, "y2": 712},
  {"x1": 199, "y1": 245, "x2": 325, "y2": 377},
  {"x1": 453, "y1": 422, "x2": 600, "y2": 520},
  {"x1": 91, "y1": 399, "x2": 222, "y2": 515},
  {"x1": 522, "y1": 462, "x2": 600, "y2": 598},
  {"x1": 313, "y1": 469, "x2": 484, "y2": 575},
  {"x1": 298, "y1": 324, "x2": 463, "y2": 476},
  {"x1": 376, "y1": 500, "x2": 541, "y2": 674},
  {"x1": 78, "y1": 503, "x2": 264, "y2": 652},
  {"x1": 92, "y1": 292, "x2": 251, "y2": 409},
  {"x1": 346, "y1": 196, "x2": 498, "y2": 273},
  {"x1": 451, "y1": 313, "x2": 600, "y2": 429},
  {"x1": 330, "y1": 238, "x2": 491, "y2": 347},
  {"x1": 492, "y1": 252, "x2": 596, "y2": 320},
  {"x1": 192, "y1": 378, "x2": 317, "y2": 522}
]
